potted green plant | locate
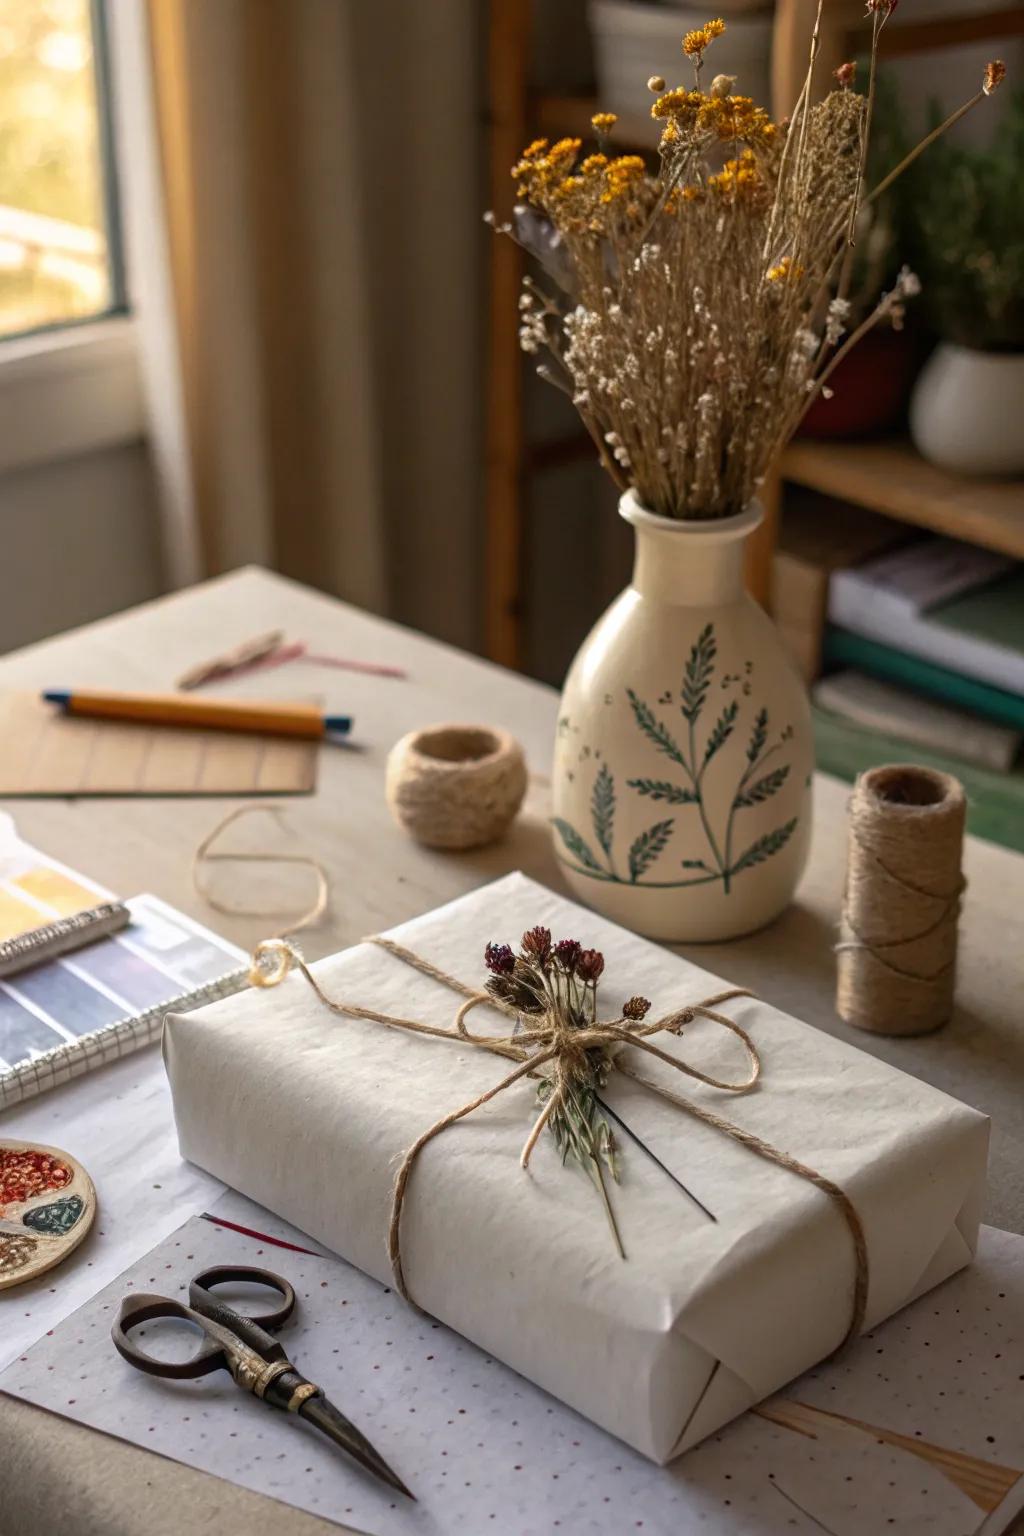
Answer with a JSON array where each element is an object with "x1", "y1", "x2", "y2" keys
[{"x1": 908, "y1": 89, "x2": 1024, "y2": 476}]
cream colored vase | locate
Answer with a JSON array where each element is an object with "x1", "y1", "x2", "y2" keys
[{"x1": 552, "y1": 493, "x2": 813, "y2": 941}]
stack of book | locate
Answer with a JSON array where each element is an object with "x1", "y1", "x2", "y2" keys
[{"x1": 809, "y1": 536, "x2": 1024, "y2": 851}]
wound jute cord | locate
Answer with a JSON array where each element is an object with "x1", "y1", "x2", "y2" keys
[
  {"x1": 836, "y1": 765, "x2": 966, "y2": 1037},
  {"x1": 247, "y1": 932, "x2": 870, "y2": 1347}
]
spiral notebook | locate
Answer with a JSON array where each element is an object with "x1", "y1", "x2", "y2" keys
[{"x1": 0, "y1": 889, "x2": 248, "y2": 1112}]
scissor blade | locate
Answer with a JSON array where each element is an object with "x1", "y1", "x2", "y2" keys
[{"x1": 300, "y1": 1393, "x2": 414, "y2": 1500}]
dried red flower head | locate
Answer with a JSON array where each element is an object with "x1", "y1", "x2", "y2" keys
[
  {"x1": 484, "y1": 941, "x2": 516, "y2": 976},
  {"x1": 521, "y1": 925, "x2": 552, "y2": 964},
  {"x1": 834, "y1": 61, "x2": 857, "y2": 89},
  {"x1": 622, "y1": 995, "x2": 651, "y2": 1021},
  {"x1": 553, "y1": 938, "x2": 582, "y2": 973},
  {"x1": 865, "y1": 0, "x2": 897, "y2": 15},
  {"x1": 576, "y1": 948, "x2": 606, "y2": 983},
  {"x1": 984, "y1": 59, "x2": 1006, "y2": 95}
]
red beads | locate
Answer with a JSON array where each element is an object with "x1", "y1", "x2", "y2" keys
[{"x1": 0, "y1": 1147, "x2": 72, "y2": 1213}]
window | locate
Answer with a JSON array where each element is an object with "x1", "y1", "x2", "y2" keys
[{"x1": 0, "y1": 0, "x2": 122, "y2": 342}]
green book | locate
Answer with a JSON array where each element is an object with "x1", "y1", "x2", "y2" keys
[
  {"x1": 931, "y1": 566, "x2": 1024, "y2": 657},
  {"x1": 812, "y1": 704, "x2": 1024, "y2": 856},
  {"x1": 823, "y1": 627, "x2": 1024, "y2": 733}
]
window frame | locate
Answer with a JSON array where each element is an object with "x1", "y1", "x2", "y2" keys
[{"x1": 0, "y1": 0, "x2": 142, "y2": 477}]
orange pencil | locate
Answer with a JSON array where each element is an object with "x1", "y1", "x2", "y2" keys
[{"x1": 42, "y1": 689, "x2": 351, "y2": 740}]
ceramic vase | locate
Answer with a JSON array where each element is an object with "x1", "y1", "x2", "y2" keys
[
  {"x1": 910, "y1": 343, "x2": 1024, "y2": 477},
  {"x1": 552, "y1": 492, "x2": 813, "y2": 942}
]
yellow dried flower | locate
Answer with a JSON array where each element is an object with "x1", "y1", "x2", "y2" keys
[
  {"x1": 766, "y1": 256, "x2": 806, "y2": 284},
  {"x1": 683, "y1": 17, "x2": 725, "y2": 56},
  {"x1": 591, "y1": 112, "x2": 618, "y2": 134},
  {"x1": 984, "y1": 59, "x2": 1006, "y2": 95},
  {"x1": 549, "y1": 138, "x2": 582, "y2": 166},
  {"x1": 580, "y1": 153, "x2": 609, "y2": 174},
  {"x1": 601, "y1": 154, "x2": 647, "y2": 204},
  {"x1": 698, "y1": 93, "x2": 777, "y2": 147},
  {"x1": 651, "y1": 87, "x2": 703, "y2": 121},
  {"x1": 708, "y1": 148, "x2": 763, "y2": 201}
]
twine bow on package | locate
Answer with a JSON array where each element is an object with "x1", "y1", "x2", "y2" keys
[{"x1": 163, "y1": 873, "x2": 988, "y2": 1464}]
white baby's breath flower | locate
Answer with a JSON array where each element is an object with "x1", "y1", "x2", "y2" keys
[{"x1": 825, "y1": 298, "x2": 850, "y2": 346}]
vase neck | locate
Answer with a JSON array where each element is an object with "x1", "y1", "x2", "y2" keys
[{"x1": 623, "y1": 497, "x2": 761, "y2": 606}]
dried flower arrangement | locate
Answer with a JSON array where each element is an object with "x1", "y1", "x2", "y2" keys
[
  {"x1": 484, "y1": 927, "x2": 632, "y2": 1251},
  {"x1": 490, "y1": 4, "x2": 1006, "y2": 520}
]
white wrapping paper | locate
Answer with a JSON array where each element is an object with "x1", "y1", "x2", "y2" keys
[{"x1": 163, "y1": 873, "x2": 988, "y2": 1463}]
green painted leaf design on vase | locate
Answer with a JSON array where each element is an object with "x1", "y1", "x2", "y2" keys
[
  {"x1": 553, "y1": 622, "x2": 799, "y2": 893},
  {"x1": 627, "y1": 820, "x2": 674, "y2": 882}
]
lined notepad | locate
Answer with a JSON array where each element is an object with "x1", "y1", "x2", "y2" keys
[{"x1": 0, "y1": 692, "x2": 317, "y2": 796}]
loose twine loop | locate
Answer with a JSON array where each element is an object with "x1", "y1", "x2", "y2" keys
[
  {"x1": 837, "y1": 764, "x2": 967, "y2": 1037},
  {"x1": 193, "y1": 804, "x2": 329, "y2": 939},
  {"x1": 248, "y1": 935, "x2": 870, "y2": 1347}
]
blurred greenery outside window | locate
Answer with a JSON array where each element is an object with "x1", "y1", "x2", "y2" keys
[{"x1": 0, "y1": 0, "x2": 122, "y2": 342}]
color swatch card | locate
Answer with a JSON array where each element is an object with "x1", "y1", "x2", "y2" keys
[
  {"x1": 0, "y1": 810, "x2": 112, "y2": 942},
  {"x1": 0, "y1": 692, "x2": 317, "y2": 796},
  {"x1": 3, "y1": 1195, "x2": 1021, "y2": 1536},
  {"x1": 0, "y1": 891, "x2": 248, "y2": 1110}
]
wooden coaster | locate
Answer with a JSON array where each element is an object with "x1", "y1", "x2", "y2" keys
[{"x1": 0, "y1": 1139, "x2": 96, "y2": 1289}]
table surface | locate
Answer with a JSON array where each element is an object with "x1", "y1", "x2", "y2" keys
[{"x1": 2, "y1": 566, "x2": 1022, "y2": 1536}]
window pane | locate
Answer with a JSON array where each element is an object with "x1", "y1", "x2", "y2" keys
[{"x1": 0, "y1": 0, "x2": 115, "y2": 340}]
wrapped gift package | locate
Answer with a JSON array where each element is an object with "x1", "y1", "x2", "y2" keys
[{"x1": 163, "y1": 872, "x2": 988, "y2": 1463}]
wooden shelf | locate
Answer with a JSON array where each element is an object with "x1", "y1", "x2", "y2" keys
[
  {"x1": 533, "y1": 93, "x2": 658, "y2": 152},
  {"x1": 780, "y1": 438, "x2": 1024, "y2": 561}
]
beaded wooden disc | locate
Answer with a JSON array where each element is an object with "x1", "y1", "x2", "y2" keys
[{"x1": 0, "y1": 1139, "x2": 96, "y2": 1290}]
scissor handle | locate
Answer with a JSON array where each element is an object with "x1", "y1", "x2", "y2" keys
[
  {"x1": 113, "y1": 1293, "x2": 227, "y2": 1379},
  {"x1": 188, "y1": 1266, "x2": 295, "y2": 1329},
  {"x1": 113, "y1": 1268, "x2": 296, "y2": 1381}
]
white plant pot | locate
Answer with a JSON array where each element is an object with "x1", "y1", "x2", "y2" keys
[
  {"x1": 910, "y1": 343, "x2": 1024, "y2": 477},
  {"x1": 589, "y1": 0, "x2": 773, "y2": 124},
  {"x1": 552, "y1": 494, "x2": 813, "y2": 942}
]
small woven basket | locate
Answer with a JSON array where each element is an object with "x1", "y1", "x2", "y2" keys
[{"x1": 385, "y1": 724, "x2": 528, "y2": 850}]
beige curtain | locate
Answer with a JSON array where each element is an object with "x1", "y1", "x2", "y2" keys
[{"x1": 146, "y1": 0, "x2": 483, "y2": 649}]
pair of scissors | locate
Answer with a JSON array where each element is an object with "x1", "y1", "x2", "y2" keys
[{"x1": 112, "y1": 1264, "x2": 413, "y2": 1499}]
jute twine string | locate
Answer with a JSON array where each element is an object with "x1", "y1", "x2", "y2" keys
[
  {"x1": 193, "y1": 804, "x2": 329, "y2": 937},
  {"x1": 248, "y1": 934, "x2": 870, "y2": 1345},
  {"x1": 837, "y1": 765, "x2": 966, "y2": 1037}
]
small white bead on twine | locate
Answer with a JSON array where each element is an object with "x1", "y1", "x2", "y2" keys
[
  {"x1": 385, "y1": 724, "x2": 528, "y2": 851},
  {"x1": 836, "y1": 764, "x2": 966, "y2": 1037}
]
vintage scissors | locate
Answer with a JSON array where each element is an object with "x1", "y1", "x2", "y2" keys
[{"x1": 112, "y1": 1264, "x2": 412, "y2": 1499}]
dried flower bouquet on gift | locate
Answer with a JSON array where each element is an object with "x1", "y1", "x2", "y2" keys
[{"x1": 491, "y1": 5, "x2": 1006, "y2": 520}]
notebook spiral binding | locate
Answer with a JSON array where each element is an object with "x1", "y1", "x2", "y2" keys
[
  {"x1": 0, "y1": 901, "x2": 132, "y2": 979},
  {"x1": 0, "y1": 964, "x2": 251, "y2": 1112}
]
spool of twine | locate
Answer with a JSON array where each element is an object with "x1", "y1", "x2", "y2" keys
[
  {"x1": 385, "y1": 724, "x2": 527, "y2": 850},
  {"x1": 836, "y1": 763, "x2": 966, "y2": 1037}
]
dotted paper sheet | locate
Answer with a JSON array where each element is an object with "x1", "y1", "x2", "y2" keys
[{"x1": 2, "y1": 1194, "x2": 1022, "y2": 1536}]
